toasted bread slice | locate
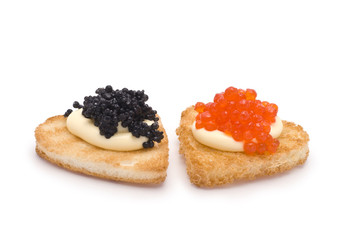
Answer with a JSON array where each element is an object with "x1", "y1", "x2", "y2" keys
[
  {"x1": 176, "y1": 106, "x2": 309, "y2": 187},
  {"x1": 35, "y1": 115, "x2": 169, "y2": 184}
]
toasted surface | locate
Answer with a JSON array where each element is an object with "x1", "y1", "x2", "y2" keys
[
  {"x1": 176, "y1": 106, "x2": 309, "y2": 187},
  {"x1": 35, "y1": 115, "x2": 169, "y2": 184}
]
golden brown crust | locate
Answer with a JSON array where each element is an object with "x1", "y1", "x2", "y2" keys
[
  {"x1": 176, "y1": 106, "x2": 310, "y2": 187},
  {"x1": 35, "y1": 115, "x2": 169, "y2": 184}
]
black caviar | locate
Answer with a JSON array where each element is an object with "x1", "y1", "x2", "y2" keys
[{"x1": 64, "y1": 85, "x2": 164, "y2": 148}]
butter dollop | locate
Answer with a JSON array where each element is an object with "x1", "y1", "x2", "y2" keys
[
  {"x1": 191, "y1": 116, "x2": 283, "y2": 152},
  {"x1": 66, "y1": 109, "x2": 150, "y2": 151}
]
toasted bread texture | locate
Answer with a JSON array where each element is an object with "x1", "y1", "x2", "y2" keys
[
  {"x1": 176, "y1": 106, "x2": 309, "y2": 187},
  {"x1": 35, "y1": 115, "x2": 169, "y2": 184}
]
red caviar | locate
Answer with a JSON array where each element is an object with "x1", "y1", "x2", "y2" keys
[{"x1": 194, "y1": 87, "x2": 280, "y2": 154}]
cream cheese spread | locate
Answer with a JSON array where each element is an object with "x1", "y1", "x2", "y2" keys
[
  {"x1": 191, "y1": 116, "x2": 283, "y2": 152},
  {"x1": 67, "y1": 109, "x2": 151, "y2": 151}
]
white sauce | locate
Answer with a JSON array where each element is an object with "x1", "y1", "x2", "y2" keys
[
  {"x1": 66, "y1": 109, "x2": 151, "y2": 151},
  {"x1": 191, "y1": 116, "x2": 283, "y2": 152}
]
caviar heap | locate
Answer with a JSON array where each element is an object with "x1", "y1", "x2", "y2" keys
[
  {"x1": 194, "y1": 87, "x2": 280, "y2": 154},
  {"x1": 64, "y1": 85, "x2": 164, "y2": 148}
]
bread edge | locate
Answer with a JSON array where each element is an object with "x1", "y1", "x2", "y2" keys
[{"x1": 36, "y1": 143, "x2": 167, "y2": 184}]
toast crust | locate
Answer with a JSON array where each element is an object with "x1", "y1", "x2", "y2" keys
[
  {"x1": 35, "y1": 115, "x2": 169, "y2": 184},
  {"x1": 176, "y1": 106, "x2": 310, "y2": 187}
]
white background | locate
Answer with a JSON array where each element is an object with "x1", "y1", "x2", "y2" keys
[{"x1": 1, "y1": 0, "x2": 358, "y2": 239}]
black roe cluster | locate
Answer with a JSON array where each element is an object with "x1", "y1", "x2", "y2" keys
[{"x1": 64, "y1": 85, "x2": 164, "y2": 148}]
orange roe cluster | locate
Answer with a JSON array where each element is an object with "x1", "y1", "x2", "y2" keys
[{"x1": 194, "y1": 87, "x2": 280, "y2": 154}]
